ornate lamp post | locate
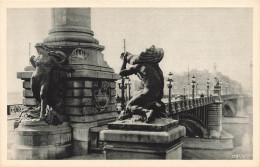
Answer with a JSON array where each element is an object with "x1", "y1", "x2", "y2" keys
[
  {"x1": 226, "y1": 83, "x2": 228, "y2": 95},
  {"x1": 183, "y1": 85, "x2": 186, "y2": 99},
  {"x1": 118, "y1": 76, "x2": 128, "y2": 110},
  {"x1": 167, "y1": 72, "x2": 174, "y2": 116},
  {"x1": 196, "y1": 83, "x2": 198, "y2": 97},
  {"x1": 207, "y1": 78, "x2": 210, "y2": 97},
  {"x1": 125, "y1": 77, "x2": 130, "y2": 101},
  {"x1": 126, "y1": 77, "x2": 132, "y2": 100},
  {"x1": 220, "y1": 81, "x2": 223, "y2": 95},
  {"x1": 191, "y1": 75, "x2": 196, "y2": 100}
]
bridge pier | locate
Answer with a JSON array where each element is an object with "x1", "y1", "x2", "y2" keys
[
  {"x1": 222, "y1": 94, "x2": 250, "y2": 117},
  {"x1": 207, "y1": 100, "x2": 222, "y2": 138},
  {"x1": 170, "y1": 84, "x2": 234, "y2": 150},
  {"x1": 207, "y1": 84, "x2": 222, "y2": 138},
  {"x1": 221, "y1": 94, "x2": 252, "y2": 149}
]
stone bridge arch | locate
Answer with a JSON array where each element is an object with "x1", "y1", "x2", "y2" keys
[
  {"x1": 179, "y1": 114, "x2": 209, "y2": 138},
  {"x1": 222, "y1": 100, "x2": 236, "y2": 117}
]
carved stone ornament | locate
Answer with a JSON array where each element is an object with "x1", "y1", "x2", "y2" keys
[
  {"x1": 70, "y1": 48, "x2": 88, "y2": 60},
  {"x1": 92, "y1": 81, "x2": 111, "y2": 112}
]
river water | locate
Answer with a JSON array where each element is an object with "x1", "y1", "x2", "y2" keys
[{"x1": 183, "y1": 107, "x2": 253, "y2": 160}]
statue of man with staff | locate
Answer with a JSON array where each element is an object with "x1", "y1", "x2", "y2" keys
[{"x1": 118, "y1": 45, "x2": 167, "y2": 123}]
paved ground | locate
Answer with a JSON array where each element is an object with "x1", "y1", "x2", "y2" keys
[{"x1": 65, "y1": 154, "x2": 104, "y2": 160}]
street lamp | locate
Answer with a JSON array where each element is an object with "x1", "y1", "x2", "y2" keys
[
  {"x1": 191, "y1": 75, "x2": 196, "y2": 100},
  {"x1": 219, "y1": 81, "x2": 223, "y2": 94},
  {"x1": 196, "y1": 83, "x2": 199, "y2": 97},
  {"x1": 118, "y1": 76, "x2": 128, "y2": 110},
  {"x1": 226, "y1": 83, "x2": 229, "y2": 95},
  {"x1": 167, "y1": 72, "x2": 173, "y2": 116},
  {"x1": 207, "y1": 78, "x2": 210, "y2": 97},
  {"x1": 126, "y1": 77, "x2": 132, "y2": 100},
  {"x1": 183, "y1": 85, "x2": 186, "y2": 99}
]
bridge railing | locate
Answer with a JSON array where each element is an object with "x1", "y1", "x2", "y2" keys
[
  {"x1": 164, "y1": 96, "x2": 215, "y2": 116},
  {"x1": 7, "y1": 104, "x2": 25, "y2": 115}
]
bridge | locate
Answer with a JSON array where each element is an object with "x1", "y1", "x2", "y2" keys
[
  {"x1": 163, "y1": 87, "x2": 250, "y2": 139},
  {"x1": 221, "y1": 94, "x2": 252, "y2": 117}
]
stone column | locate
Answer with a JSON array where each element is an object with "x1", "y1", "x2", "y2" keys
[
  {"x1": 207, "y1": 85, "x2": 222, "y2": 138},
  {"x1": 100, "y1": 119, "x2": 186, "y2": 159},
  {"x1": 17, "y1": 8, "x2": 120, "y2": 157}
]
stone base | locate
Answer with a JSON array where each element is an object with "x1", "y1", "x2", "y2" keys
[
  {"x1": 222, "y1": 116, "x2": 249, "y2": 124},
  {"x1": 100, "y1": 118, "x2": 186, "y2": 160},
  {"x1": 182, "y1": 130, "x2": 233, "y2": 150},
  {"x1": 70, "y1": 117, "x2": 116, "y2": 155},
  {"x1": 89, "y1": 125, "x2": 108, "y2": 153},
  {"x1": 12, "y1": 121, "x2": 73, "y2": 160},
  {"x1": 104, "y1": 140, "x2": 183, "y2": 159},
  {"x1": 12, "y1": 143, "x2": 72, "y2": 160},
  {"x1": 73, "y1": 140, "x2": 89, "y2": 156}
]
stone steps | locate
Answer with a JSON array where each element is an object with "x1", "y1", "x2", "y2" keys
[{"x1": 89, "y1": 125, "x2": 108, "y2": 153}]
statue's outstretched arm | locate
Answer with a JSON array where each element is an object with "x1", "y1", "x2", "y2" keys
[
  {"x1": 30, "y1": 55, "x2": 36, "y2": 68},
  {"x1": 119, "y1": 64, "x2": 139, "y2": 76},
  {"x1": 119, "y1": 52, "x2": 140, "y2": 76}
]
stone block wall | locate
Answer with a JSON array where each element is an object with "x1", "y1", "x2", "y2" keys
[{"x1": 17, "y1": 64, "x2": 119, "y2": 155}]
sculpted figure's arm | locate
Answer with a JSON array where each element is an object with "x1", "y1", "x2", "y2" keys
[
  {"x1": 50, "y1": 54, "x2": 75, "y2": 73},
  {"x1": 30, "y1": 55, "x2": 37, "y2": 68},
  {"x1": 49, "y1": 51, "x2": 67, "y2": 64},
  {"x1": 119, "y1": 52, "x2": 139, "y2": 76}
]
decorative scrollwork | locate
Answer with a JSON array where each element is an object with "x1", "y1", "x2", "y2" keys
[{"x1": 71, "y1": 48, "x2": 88, "y2": 60}]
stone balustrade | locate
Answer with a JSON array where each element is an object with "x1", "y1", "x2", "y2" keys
[
  {"x1": 7, "y1": 104, "x2": 25, "y2": 115},
  {"x1": 165, "y1": 96, "x2": 214, "y2": 116}
]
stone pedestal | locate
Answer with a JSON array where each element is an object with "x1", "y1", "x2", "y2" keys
[
  {"x1": 12, "y1": 121, "x2": 72, "y2": 160},
  {"x1": 16, "y1": 8, "x2": 120, "y2": 156},
  {"x1": 100, "y1": 119, "x2": 186, "y2": 159}
]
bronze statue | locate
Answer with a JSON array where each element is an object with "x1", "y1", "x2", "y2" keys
[
  {"x1": 117, "y1": 45, "x2": 167, "y2": 122},
  {"x1": 24, "y1": 43, "x2": 74, "y2": 125}
]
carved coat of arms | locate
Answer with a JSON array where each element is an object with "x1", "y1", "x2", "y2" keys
[{"x1": 92, "y1": 81, "x2": 111, "y2": 112}]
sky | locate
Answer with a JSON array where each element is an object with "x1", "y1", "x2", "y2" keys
[{"x1": 7, "y1": 8, "x2": 253, "y2": 92}]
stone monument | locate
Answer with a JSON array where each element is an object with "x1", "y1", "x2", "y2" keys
[
  {"x1": 100, "y1": 46, "x2": 186, "y2": 159},
  {"x1": 15, "y1": 8, "x2": 120, "y2": 159}
]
